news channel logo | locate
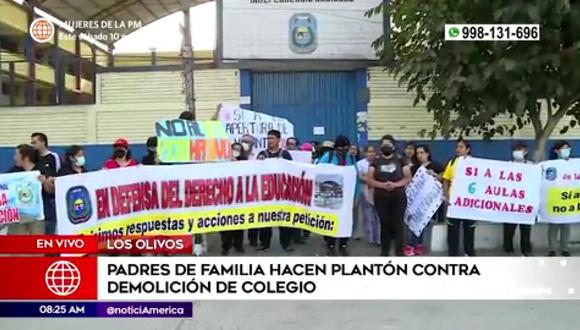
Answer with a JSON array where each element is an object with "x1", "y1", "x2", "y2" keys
[
  {"x1": 66, "y1": 186, "x2": 93, "y2": 224},
  {"x1": 45, "y1": 260, "x2": 81, "y2": 297},
  {"x1": 29, "y1": 18, "x2": 55, "y2": 43}
]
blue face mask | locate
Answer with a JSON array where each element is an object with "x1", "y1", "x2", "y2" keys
[{"x1": 559, "y1": 148, "x2": 571, "y2": 159}]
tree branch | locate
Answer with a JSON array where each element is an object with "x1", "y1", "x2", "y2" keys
[{"x1": 546, "y1": 98, "x2": 553, "y2": 120}]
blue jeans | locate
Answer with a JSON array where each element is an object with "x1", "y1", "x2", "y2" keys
[{"x1": 408, "y1": 221, "x2": 432, "y2": 248}]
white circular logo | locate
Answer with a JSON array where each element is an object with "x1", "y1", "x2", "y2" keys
[
  {"x1": 45, "y1": 260, "x2": 81, "y2": 297},
  {"x1": 29, "y1": 18, "x2": 55, "y2": 43}
]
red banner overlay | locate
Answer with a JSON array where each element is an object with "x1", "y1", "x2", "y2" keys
[
  {"x1": 0, "y1": 235, "x2": 98, "y2": 254},
  {"x1": 0, "y1": 257, "x2": 97, "y2": 300},
  {"x1": 99, "y1": 235, "x2": 193, "y2": 255}
]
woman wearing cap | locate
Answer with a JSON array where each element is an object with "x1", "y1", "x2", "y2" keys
[{"x1": 103, "y1": 138, "x2": 138, "y2": 169}]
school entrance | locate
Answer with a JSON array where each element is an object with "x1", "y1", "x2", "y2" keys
[{"x1": 251, "y1": 71, "x2": 358, "y2": 144}]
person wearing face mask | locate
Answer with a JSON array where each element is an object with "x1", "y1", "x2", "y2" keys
[
  {"x1": 58, "y1": 145, "x2": 87, "y2": 176},
  {"x1": 286, "y1": 137, "x2": 299, "y2": 151},
  {"x1": 102, "y1": 138, "x2": 139, "y2": 170},
  {"x1": 407, "y1": 145, "x2": 444, "y2": 256},
  {"x1": 443, "y1": 138, "x2": 476, "y2": 256},
  {"x1": 231, "y1": 142, "x2": 248, "y2": 161},
  {"x1": 367, "y1": 135, "x2": 413, "y2": 256},
  {"x1": 548, "y1": 140, "x2": 573, "y2": 257},
  {"x1": 220, "y1": 143, "x2": 247, "y2": 255},
  {"x1": 317, "y1": 135, "x2": 361, "y2": 256},
  {"x1": 502, "y1": 143, "x2": 534, "y2": 256},
  {"x1": 141, "y1": 137, "x2": 160, "y2": 165},
  {"x1": 241, "y1": 134, "x2": 258, "y2": 160}
]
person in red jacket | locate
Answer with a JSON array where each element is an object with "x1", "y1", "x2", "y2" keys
[{"x1": 102, "y1": 138, "x2": 138, "y2": 169}]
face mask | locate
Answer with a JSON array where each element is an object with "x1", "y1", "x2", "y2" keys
[
  {"x1": 242, "y1": 143, "x2": 251, "y2": 151},
  {"x1": 232, "y1": 150, "x2": 241, "y2": 158},
  {"x1": 75, "y1": 156, "x2": 86, "y2": 167},
  {"x1": 148, "y1": 147, "x2": 157, "y2": 153},
  {"x1": 559, "y1": 148, "x2": 571, "y2": 159},
  {"x1": 113, "y1": 149, "x2": 126, "y2": 159},
  {"x1": 512, "y1": 150, "x2": 525, "y2": 161},
  {"x1": 381, "y1": 146, "x2": 394, "y2": 156}
]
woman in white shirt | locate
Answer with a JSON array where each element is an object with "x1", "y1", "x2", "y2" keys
[{"x1": 356, "y1": 145, "x2": 380, "y2": 245}]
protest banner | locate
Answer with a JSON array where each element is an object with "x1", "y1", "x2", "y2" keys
[
  {"x1": 289, "y1": 151, "x2": 312, "y2": 164},
  {"x1": 0, "y1": 171, "x2": 44, "y2": 225},
  {"x1": 216, "y1": 104, "x2": 294, "y2": 150},
  {"x1": 55, "y1": 159, "x2": 356, "y2": 240},
  {"x1": 538, "y1": 159, "x2": 580, "y2": 224},
  {"x1": 405, "y1": 166, "x2": 443, "y2": 237},
  {"x1": 155, "y1": 119, "x2": 231, "y2": 163},
  {"x1": 447, "y1": 157, "x2": 541, "y2": 224}
]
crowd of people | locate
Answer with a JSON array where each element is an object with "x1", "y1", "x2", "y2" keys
[{"x1": 2, "y1": 112, "x2": 576, "y2": 257}]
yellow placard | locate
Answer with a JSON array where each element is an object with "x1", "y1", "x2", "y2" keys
[{"x1": 546, "y1": 187, "x2": 580, "y2": 216}]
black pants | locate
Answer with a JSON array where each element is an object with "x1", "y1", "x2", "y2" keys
[
  {"x1": 221, "y1": 230, "x2": 243, "y2": 252},
  {"x1": 248, "y1": 228, "x2": 272, "y2": 248},
  {"x1": 503, "y1": 223, "x2": 532, "y2": 254},
  {"x1": 375, "y1": 192, "x2": 407, "y2": 256},
  {"x1": 447, "y1": 218, "x2": 476, "y2": 256},
  {"x1": 279, "y1": 227, "x2": 294, "y2": 249}
]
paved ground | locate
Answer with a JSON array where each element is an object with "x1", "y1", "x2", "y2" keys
[{"x1": 4, "y1": 301, "x2": 580, "y2": 330}]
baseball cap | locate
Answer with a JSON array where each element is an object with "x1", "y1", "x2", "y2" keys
[{"x1": 113, "y1": 138, "x2": 129, "y2": 148}]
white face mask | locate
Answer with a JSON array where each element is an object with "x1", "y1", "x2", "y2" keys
[
  {"x1": 242, "y1": 142, "x2": 251, "y2": 151},
  {"x1": 232, "y1": 150, "x2": 241, "y2": 158},
  {"x1": 76, "y1": 156, "x2": 86, "y2": 167},
  {"x1": 512, "y1": 150, "x2": 525, "y2": 161},
  {"x1": 559, "y1": 148, "x2": 571, "y2": 159}
]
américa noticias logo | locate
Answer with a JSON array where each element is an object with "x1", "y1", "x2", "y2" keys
[
  {"x1": 29, "y1": 18, "x2": 55, "y2": 43},
  {"x1": 66, "y1": 186, "x2": 93, "y2": 224},
  {"x1": 45, "y1": 260, "x2": 82, "y2": 297}
]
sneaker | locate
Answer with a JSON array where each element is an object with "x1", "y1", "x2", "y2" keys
[
  {"x1": 522, "y1": 252, "x2": 532, "y2": 257},
  {"x1": 415, "y1": 244, "x2": 425, "y2": 256},
  {"x1": 548, "y1": 251, "x2": 556, "y2": 257},
  {"x1": 403, "y1": 245, "x2": 415, "y2": 256},
  {"x1": 326, "y1": 246, "x2": 337, "y2": 256},
  {"x1": 221, "y1": 249, "x2": 229, "y2": 256},
  {"x1": 562, "y1": 251, "x2": 571, "y2": 257},
  {"x1": 339, "y1": 246, "x2": 349, "y2": 256},
  {"x1": 257, "y1": 245, "x2": 270, "y2": 251},
  {"x1": 249, "y1": 241, "x2": 258, "y2": 247},
  {"x1": 505, "y1": 251, "x2": 514, "y2": 256}
]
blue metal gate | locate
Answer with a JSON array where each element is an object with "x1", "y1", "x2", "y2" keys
[{"x1": 252, "y1": 71, "x2": 357, "y2": 144}]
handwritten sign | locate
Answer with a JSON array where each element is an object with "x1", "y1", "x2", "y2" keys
[
  {"x1": 217, "y1": 104, "x2": 295, "y2": 150},
  {"x1": 0, "y1": 171, "x2": 44, "y2": 225},
  {"x1": 447, "y1": 157, "x2": 541, "y2": 224},
  {"x1": 539, "y1": 159, "x2": 580, "y2": 224},
  {"x1": 405, "y1": 166, "x2": 443, "y2": 236},
  {"x1": 155, "y1": 120, "x2": 231, "y2": 163}
]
